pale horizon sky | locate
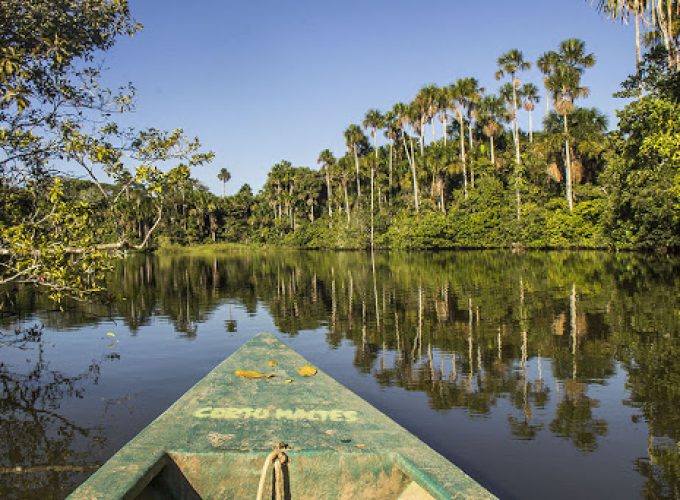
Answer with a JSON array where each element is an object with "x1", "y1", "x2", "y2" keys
[{"x1": 99, "y1": 0, "x2": 637, "y2": 195}]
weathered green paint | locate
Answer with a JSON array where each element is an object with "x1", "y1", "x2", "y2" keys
[{"x1": 69, "y1": 334, "x2": 495, "y2": 499}]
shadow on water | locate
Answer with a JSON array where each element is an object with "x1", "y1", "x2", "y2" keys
[{"x1": 1, "y1": 249, "x2": 679, "y2": 499}]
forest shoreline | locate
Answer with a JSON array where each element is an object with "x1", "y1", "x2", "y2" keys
[{"x1": 153, "y1": 241, "x2": 677, "y2": 255}]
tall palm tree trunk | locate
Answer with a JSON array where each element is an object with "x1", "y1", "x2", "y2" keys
[
  {"x1": 468, "y1": 125, "x2": 475, "y2": 188},
  {"x1": 563, "y1": 113, "x2": 574, "y2": 211},
  {"x1": 370, "y1": 167, "x2": 375, "y2": 249},
  {"x1": 343, "y1": 181, "x2": 351, "y2": 223},
  {"x1": 388, "y1": 142, "x2": 393, "y2": 205},
  {"x1": 512, "y1": 79, "x2": 522, "y2": 220},
  {"x1": 458, "y1": 116, "x2": 468, "y2": 199},
  {"x1": 490, "y1": 136, "x2": 495, "y2": 166},
  {"x1": 442, "y1": 112, "x2": 448, "y2": 145},
  {"x1": 353, "y1": 146, "x2": 361, "y2": 199},
  {"x1": 635, "y1": 11, "x2": 641, "y2": 71},
  {"x1": 326, "y1": 169, "x2": 333, "y2": 217},
  {"x1": 529, "y1": 110, "x2": 534, "y2": 143},
  {"x1": 404, "y1": 137, "x2": 419, "y2": 212}
]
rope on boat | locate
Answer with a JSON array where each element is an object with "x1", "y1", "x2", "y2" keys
[{"x1": 255, "y1": 442, "x2": 289, "y2": 500}]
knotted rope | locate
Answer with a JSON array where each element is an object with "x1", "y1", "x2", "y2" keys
[{"x1": 255, "y1": 443, "x2": 289, "y2": 500}]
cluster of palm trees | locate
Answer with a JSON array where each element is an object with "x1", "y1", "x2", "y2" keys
[
  {"x1": 262, "y1": 160, "x2": 322, "y2": 229},
  {"x1": 305, "y1": 39, "x2": 598, "y2": 234}
]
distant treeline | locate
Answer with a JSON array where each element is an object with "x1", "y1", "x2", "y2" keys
[{"x1": 49, "y1": 43, "x2": 680, "y2": 252}]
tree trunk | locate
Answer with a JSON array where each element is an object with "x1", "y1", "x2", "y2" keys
[
  {"x1": 564, "y1": 113, "x2": 573, "y2": 211},
  {"x1": 442, "y1": 112, "x2": 447, "y2": 145},
  {"x1": 370, "y1": 167, "x2": 374, "y2": 249},
  {"x1": 529, "y1": 109, "x2": 534, "y2": 144},
  {"x1": 440, "y1": 184, "x2": 446, "y2": 214},
  {"x1": 403, "y1": 137, "x2": 418, "y2": 212},
  {"x1": 512, "y1": 77, "x2": 522, "y2": 220},
  {"x1": 490, "y1": 135, "x2": 495, "y2": 166},
  {"x1": 459, "y1": 115, "x2": 468, "y2": 199},
  {"x1": 343, "y1": 181, "x2": 350, "y2": 223},
  {"x1": 635, "y1": 12, "x2": 641, "y2": 72},
  {"x1": 409, "y1": 138, "x2": 419, "y2": 212},
  {"x1": 388, "y1": 142, "x2": 393, "y2": 205},
  {"x1": 353, "y1": 145, "x2": 361, "y2": 198},
  {"x1": 326, "y1": 168, "x2": 333, "y2": 217}
]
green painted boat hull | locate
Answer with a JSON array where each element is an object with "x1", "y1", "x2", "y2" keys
[{"x1": 69, "y1": 333, "x2": 494, "y2": 499}]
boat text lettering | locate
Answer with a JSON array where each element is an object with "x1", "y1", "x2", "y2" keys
[{"x1": 193, "y1": 407, "x2": 359, "y2": 423}]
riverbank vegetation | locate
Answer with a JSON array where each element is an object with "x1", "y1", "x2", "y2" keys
[{"x1": 1, "y1": 1, "x2": 679, "y2": 298}]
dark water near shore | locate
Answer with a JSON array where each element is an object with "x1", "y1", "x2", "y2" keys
[{"x1": 1, "y1": 249, "x2": 679, "y2": 499}]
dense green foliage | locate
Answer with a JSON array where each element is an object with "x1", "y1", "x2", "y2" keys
[
  {"x1": 0, "y1": 0, "x2": 213, "y2": 300},
  {"x1": 1, "y1": 1, "x2": 679, "y2": 300}
]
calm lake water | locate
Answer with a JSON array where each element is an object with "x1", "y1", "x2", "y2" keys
[{"x1": 1, "y1": 249, "x2": 679, "y2": 499}]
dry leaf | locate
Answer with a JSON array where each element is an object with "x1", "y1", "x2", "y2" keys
[
  {"x1": 234, "y1": 370, "x2": 275, "y2": 379},
  {"x1": 267, "y1": 359, "x2": 278, "y2": 368},
  {"x1": 106, "y1": 332, "x2": 116, "y2": 337},
  {"x1": 355, "y1": 443, "x2": 366, "y2": 449},
  {"x1": 297, "y1": 365, "x2": 317, "y2": 377},
  {"x1": 284, "y1": 379, "x2": 294, "y2": 384}
]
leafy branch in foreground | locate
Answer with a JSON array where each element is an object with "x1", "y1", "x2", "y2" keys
[{"x1": 0, "y1": 0, "x2": 213, "y2": 300}]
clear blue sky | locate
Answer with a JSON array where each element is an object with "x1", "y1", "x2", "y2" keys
[{"x1": 102, "y1": 0, "x2": 636, "y2": 195}]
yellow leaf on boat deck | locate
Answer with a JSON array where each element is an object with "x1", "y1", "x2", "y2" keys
[
  {"x1": 106, "y1": 332, "x2": 116, "y2": 337},
  {"x1": 267, "y1": 359, "x2": 278, "y2": 367},
  {"x1": 234, "y1": 370, "x2": 275, "y2": 379},
  {"x1": 296, "y1": 365, "x2": 317, "y2": 377}
]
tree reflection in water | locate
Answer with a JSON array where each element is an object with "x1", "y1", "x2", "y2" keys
[
  {"x1": 1, "y1": 249, "x2": 679, "y2": 498},
  {"x1": 0, "y1": 326, "x2": 109, "y2": 498}
]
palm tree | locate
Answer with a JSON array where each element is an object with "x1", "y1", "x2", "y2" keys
[
  {"x1": 496, "y1": 49, "x2": 531, "y2": 220},
  {"x1": 412, "y1": 88, "x2": 431, "y2": 154},
  {"x1": 362, "y1": 109, "x2": 383, "y2": 162},
  {"x1": 450, "y1": 78, "x2": 480, "y2": 198},
  {"x1": 594, "y1": 0, "x2": 648, "y2": 69},
  {"x1": 334, "y1": 156, "x2": 353, "y2": 223},
  {"x1": 362, "y1": 109, "x2": 383, "y2": 249},
  {"x1": 592, "y1": 0, "x2": 677, "y2": 71},
  {"x1": 382, "y1": 110, "x2": 398, "y2": 204},
  {"x1": 520, "y1": 83, "x2": 540, "y2": 143},
  {"x1": 463, "y1": 79, "x2": 484, "y2": 187},
  {"x1": 343, "y1": 124, "x2": 365, "y2": 199},
  {"x1": 558, "y1": 38, "x2": 597, "y2": 74},
  {"x1": 537, "y1": 51, "x2": 559, "y2": 115},
  {"x1": 478, "y1": 94, "x2": 506, "y2": 166},
  {"x1": 437, "y1": 86, "x2": 450, "y2": 145},
  {"x1": 393, "y1": 102, "x2": 419, "y2": 211},
  {"x1": 317, "y1": 149, "x2": 336, "y2": 218},
  {"x1": 543, "y1": 107, "x2": 608, "y2": 185},
  {"x1": 217, "y1": 167, "x2": 231, "y2": 196},
  {"x1": 545, "y1": 39, "x2": 596, "y2": 211},
  {"x1": 418, "y1": 84, "x2": 440, "y2": 143}
]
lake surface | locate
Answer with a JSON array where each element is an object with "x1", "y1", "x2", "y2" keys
[{"x1": 1, "y1": 249, "x2": 679, "y2": 499}]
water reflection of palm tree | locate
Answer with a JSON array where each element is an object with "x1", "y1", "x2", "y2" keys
[
  {"x1": 549, "y1": 283, "x2": 607, "y2": 451},
  {"x1": 224, "y1": 303, "x2": 237, "y2": 333}
]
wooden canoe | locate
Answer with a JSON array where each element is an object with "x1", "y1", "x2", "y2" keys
[{"x1": 68, "y1": 333, "x2": 494, "y2": 499}]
